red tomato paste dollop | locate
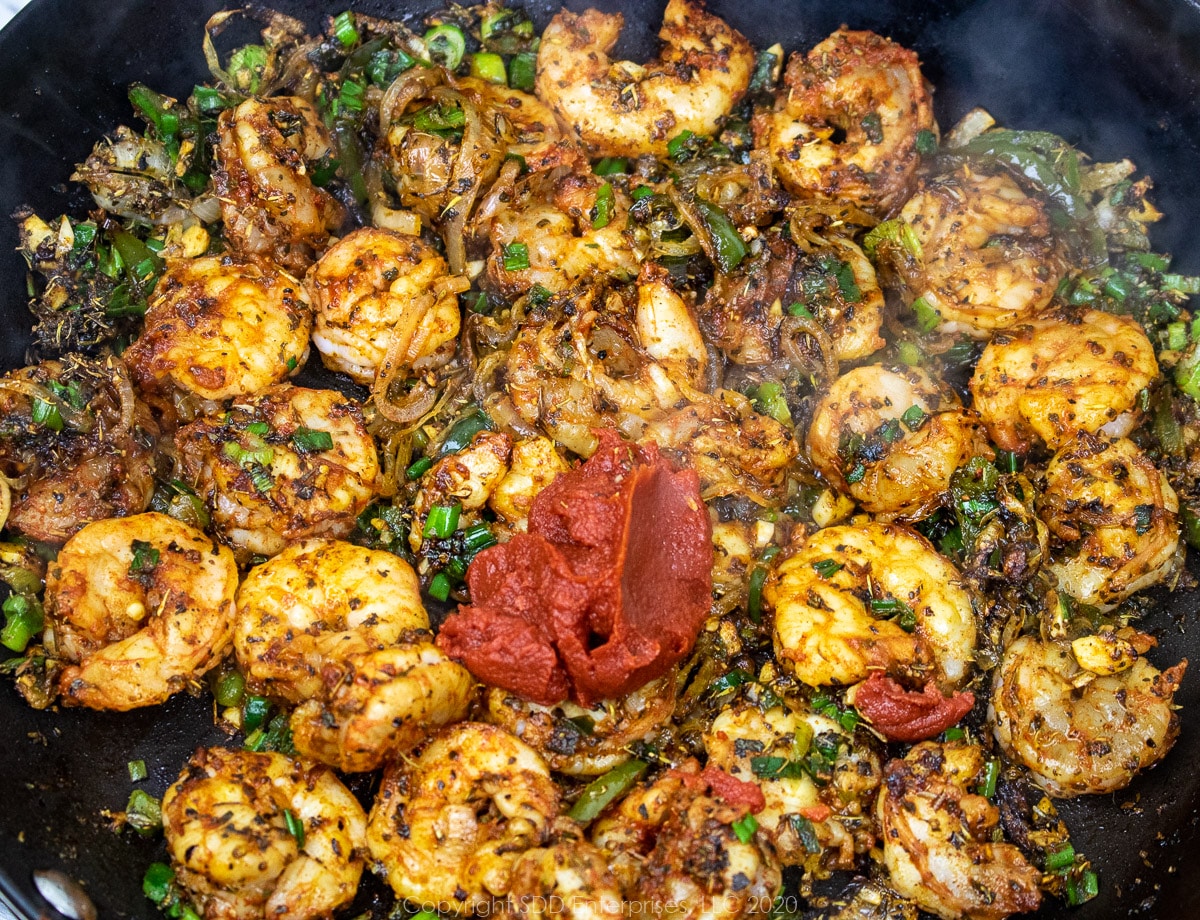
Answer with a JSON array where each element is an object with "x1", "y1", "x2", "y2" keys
[
  {"x1": 437, "y1": 430, "x2": 713, "y2": 706},
  {"x1": 852, "y1": 673, "x2": 975, "y2": 742}
]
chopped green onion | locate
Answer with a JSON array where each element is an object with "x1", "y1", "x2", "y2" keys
[
  {"x1": 731, "y1": 813, "x2": 758, "y2": 843},
  {"x1": 1045, "y1": 844, "x2": 1076, "y2": 872},
  {"x1": 129, "y1": 539, "x2": 161, "y2": 577},
  {"x1": 125, "y1": 789, "x2": 163, "y2": 835},
  {"x1": 331, "y1": 10, "x2": 359, "y2": 48},
  {"x1": 915, "y1": 129, "x2": 938, "y2": 155},
  {"x1": 31, "y1": 398, "x2": 63, "y2": 432},
  {"x1": 863, "y1": 218, "x2": 922, "y2": 260},
  {"x1": 789, "y1": 814, "x2": 822, "y2": 854},
  {"x1": 470, "y1": 52, "x2": 507, "y2": 84},
  {"x1": 424, "y1": 24, "x2": 466, "y2": 70},
  {"x1": 243, "y1": 695, "x2": 271, "y2": 733},
  {"x1": 592, "y1": 182, "x2": 615, "y2": 229},
  {"x1": 977, "y1": 759, "x2": 1000, "y2": 798},
  {"x1": 747, "y1": 565, "x2": 768, "y2": 623},
  {"x1": 1163, "y1": 273, "x2": 1200, "y2": 294},
  {"x1": 845, "y1": 463, "x2": 866, "y2": 484},
  {"x1": 292, "y1": 427, "x2": 334, "y2": 453},
  {"x1": 829, "y1": 258, "x2": 862, "y2": 302},
  {"x1": 508, "y1": 52, "x2": 537, "y2": 92},
  {"x1": 749, "y1": 48, "x2": 781, "y2": 92},
  {"x1": 406, "y1": 457, "x2": 433, "y2": 480},
  {"x1": 245, "y1": 421, "x2": 271, "y2": 436},
  {"x1": 860, "y1": 112, "x2": 884, "y2": 145},
  {"x1": 631, "y1": 185, "x2": 654, "y2": 201},
  {"x1": 912, "y1": 296, "x2": 941, "y2": 332},
  {"x1": 284, "y1": 809, "x2": 306, "y2": 848},
  {"x1": 943, "y1": 726, "x2": 965, "y2": 742},
  {"x1": 1, "y1": 594, "x2": 44, "y2": 653},
  {"x1": 1128, "y1": 251, "x2": 1170, "y2": 272},
  {"x1": 1174, "y1": 344, "x2": 1200, "y2": 400},
  {"x1": 667, "y1": 129, "x2": 697, "y2": 161},
  {"x1": 1076, "y1": 870, "x2": 1099, "y2": 904},
  {"x1": 593, "y1": 157, "x2": 629, "y2": 176},
  {"x1": 503, "y1": 241, "x2": 531, "y2": 272},
  {"x1": 879, "y1": 418, "x2": 904, "y2": 443},
  {"x1": 1167, "y1": 323, "x2": 1188, "y2": 351},
  {"x1": 566, "y1": 714, "x2": 596, "y2": 735},
  {"x1": 286, "y1": 356, "x2": 299, "y2": 372},
  {"x1": 569, "y1": 760, "x2": 648, "y2": 824},
  {"x1": 437, "y1": 410, "x2": 493, "y2": 457},
  {"x1": 424, "y1": 503, "x2": 461, "y2": 539},
  {"x1": 994, "y1": 449, "x2": 1020, "y2": 473},
  {"x1": 693, "y1": 197, "x2": 747, "y2": 273},
  {"x1": 214, "y1": 671, "x2": 246, "y2": 708},
  {"x1": 752, "y1": 381, "x2": 791, "y2": 425},
  {"x1": 811, "y1": 559, "x2": 842, "y2": 578},
  {"x1": 128, "y1": 84, "x2": 181, "y2": 146},
  {"x1": 368, "y1": 48, "x2": 416, "y2": 86},
  {"x1": 128, "y1": 759, "x2": 148, "y2": 782},
  {"x1": 339, "y1": 79, "x2": 366, "y2": 112},
  {"x1": 788, "y1": 301, "x2": 814, "y2": 320},
  {"x1": 897, "y1": 341, "x2": 923, "y2": 366},
  {"x1": 901, "y1": 405, "x2": 928, "y2": 431},
  {"x1": 461, "y1": 522, "x2": 498, "y2": 555}
]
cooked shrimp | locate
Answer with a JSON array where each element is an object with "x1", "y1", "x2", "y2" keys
[
  {"x1": 884, "y1": 167, "x2": 1066, "y2": 336},
  {"x1": 233, "y1": 539, "x2": 429, "y2": 703},
  {"x1": 41, "y1": 512, "x2": 237, "y2": 710},
  {"x1": 991, "y1": 634, "x2": 1186, "y2": 797},
  {"x1": 176, "y1": 386, "x2": 379, "y2": 556},
  {"x1": 508, "y1": 826, "x2": 625, "y2": 920},
  {"x1": 878, "y1": 742, "x2": 1042, "y2": 920},
  {"x1": 409, "y1": 429, "x2": 513, "y2": 551},
  {"x1": 306, "y1": 227, "x2": 462, "y2": 385},
  {"x1": 124, "y1": 255, "x2": 311, "y2": 402},
  {"x1": 484, "y1": 672, "x2": 677, "y2": 776},
  {"x1": 768, "y1": 522, "x2": 977, "y2": 689},
  {"x1": 807, "y1": 365, "x2": 993, "y2": 520},
  {"x1": 753, "y1": 28, "x2": 935, "y2": 215},
  {"x1": 970, "y1": 310, "x2": 1158, "y2": 453},
  {"x1": 536, "y1": 0, "x2": 754, "y2": 158},
  {"x1": 290, "y1": 642, "x2": 475, "y2": 773},
  {"x1": 213, "y1": 97, "x2": 345, "y2": 270},
  {"x1": 636, "y1": 263, "x2": 708, "y2": 386},
  {"x1": 488, "y1": 436, "x2": 571, "y2": 532},
  {"x1": 365, "y1": 722, "x2": 560, "y2": 913},
  {"x1": 1041, "y1": 435, "x2": 1180, "y2": 609},
  {"x1": 591, "y1": 764, "x2": 781, "y2": 920},
  {"x1": 704, "y1": 702, "x2": 881, "y2": 869},
  {"x1": 161, "y1": 747, "x2": 367, "y2": 920}
]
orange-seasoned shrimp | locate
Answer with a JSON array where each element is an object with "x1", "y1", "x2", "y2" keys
[
  {"x1": 41, "y1": 512, "x2": 237, "y2": 710},
  {"x1": 807, "y1": 364, "x2": 992, "y2": 520},
  {"x1": 991, "y1": 634, "x2": 1186, "y2": 797},
  {"x1": 176, "y1": 386, "x2": 379, "y2": 556},
  {"x1": 162, "y1": 747, "x2": 366, "y2": 920},
  {"x1": 306, "y1": 227, "x2": 462, "y2": 385},
  {"x1": 970, "y1": 309, "x2": 1158, "y2": 453},
  {"x1": 124, "y1": 255, "x2": 310, "y2": 403},
  {"x1": 754, "y1": 28, "x2": 935, "y2": 215},
  {"x1": 507, "y1": 823, "x2": 625, "y2": 920},
  {"x1": 213, "y1": 97, "x2": 345, "y2": 270},
  {"x1": 536, "y1": 0, "x2": 754, "y2": 158}
]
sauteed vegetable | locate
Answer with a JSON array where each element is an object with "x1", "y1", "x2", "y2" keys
[{"x1": 3, "y1": 3, "x2": 1199, "y2": 919}]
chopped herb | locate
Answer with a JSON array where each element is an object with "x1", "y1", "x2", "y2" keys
[
  {"x1": 437, "y1": 409, "x2": 493, "y2": 457},
  {"x1": 125, "y1": 789, "x2": 162, "y2": 836},
  {"x1": 284, "y1": 809, "x2": 306, "y2": 848},
  {"x1": 749, "y1": 48, "x2": 781, "y2": 92},
  {"x1": 863, "y1": 218, "x2": 922, "y2": 260},
  {"x1": 708, "y1": 669, "x2": 753, "y2": 696},
  {"x1": 292, "y1": 427, "x2": 334, "y2": 453},
  {"x1": 788, "y1": 301, "x2": 815, "y2": 320},
  {"x1": 667, "y1": 129, "x2": 698, "y2": 162},
  {"x1": 338, "y1": 79, "x2": 366, "y2": 113},
  {"x1": 331, "y1": 10, "x2": 359, "y2": 47},
  {"x1": 911, "y1": 296, "x2": 941, "y2": 332},
  {"x1": 752, "y1": 381, "x2": 792, "y2": 425},
  {"x1": 789, "y1": 814, "x2": 822, "y2": 854},
  {"x1": 811, "y1": 559, "x2": 842, "y2": 578},
  {"x1": 915, "y1": 129, "x2": 938, "y2": 155},
  {"x1": 128, "y1": 760, "x2": 148, "y2": 783},
  {"x1": 129, "y1": 540, "x2": 161, "y2": 577},
  {"x1": 242, "y1": 695, "x2": 271, "y2": 733},
  {"x1": 1133, "y1": 503, "x2": 1154, "y2": 535},
  {"x1": 31, "y1": 398, "x2": 63, "y2": 432},
  {"x1": 592, "y1": 182, "x2": 615, "y2": 229},
  {"x1": 879, "y1": 418, "x2": 904, "y2": 443},
  {"x1": 245, "y1": 421, "x2": 270, "y2": 436},
  {"x1": 593, "y1": 157, "x2": 629, "y2": 176},
  {"x1": 404, "y1": 101, "x2": 466, "y2": 136},
  {"x1": 428, "y1": 571, "x2": 452, "y2": 602},
  {"x1": 901, "y1": 405, "x2": 928, "y2": 430},
  {"x1": 286, "y1": 356, "x2": 298, "y2": 372},
  {"x1": 942, "y1": 726, "x2": 965, "y2": 742},
  {"x1": 860, "y1": 112, "x2": 884, "y2": 144},
  {"x1": 424, "y1": 503, "x2": 461, "y2": 539},
  {"x1": 731, "y1": 813, "x2": 758, "y2": 843},
  {"x1": 143, "y1": 863, "x2": 174, "y2": 904},
  {"x1": 631, "y1": 185, "x2": 654, "y2": 201},
  {"x1": 747, "y1": 565, "x2": 769, "y2": 623},
  {"x1": 995, "y1": 449, "x2": 1020, "y2": 473},
  {"x1": 508, "y1": 52, "x2": 537, "y2": 92},
  {"x1": 503, "y1": 241, "x2": 531, "y2": 272},
  {"x1": 845, "y1": 463, "x2": 866, "y2": 484}
]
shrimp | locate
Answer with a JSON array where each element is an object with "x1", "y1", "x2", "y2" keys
[
  {"x1": 507, "y1": 824, "x2": 625, "y2": 920},
  {"x1": 753, "y1": 28, "x2": 935, "y2": 216},
  {"x1": 176, "y1": 386, "x2": 379, "y2": 556},
  {"x1": 488, "y1": 436, "x2": 572, "y2": 532},
  {"x1": 124, "y1": 255, "x2": 311, "y2": 403},
  {"x1": 636, "y1": 263, "x2": 709, "y2": 387},
  {"x1": 161, "y1": 747, "x2": 367, "y2": 920},
  {"x1": 409, "y1": 430, "x2": 512, "y2": 551},
  {"x1": 970, "y1": 310, "x2": 1158, "y2": 453},
  {"x1": 306, "y1": 227, "x2": 462, "y2": 385},
  {"x1": 365, "y1": 722, "x2": 561, "y2": 913},
  {"x1": 991, "y1": 634, "x2": 1186, "y2": 797},
  {"x1": 883, "y1": 167, "x2": 1066, "y2": 337},
  {"x1": 704, "y1": 702, "x2": 881, "y2": 869},
  {"x1": 1041, "y1": 435, "x2": 1180, "y2": 609},
  {"x1": 807, "y1": 365, "x2": 993, "y2": 520},
  {"x1": 768, "y1": 522, "x2": 977, "y2": 690},
  {"x1": 41, "y1": 512, "x2": 237, "y2": 711},
  {"x1": 877, "y1": 742, "x2": 1042, "y2": 920},
  {"x1": 590, "y1": 763, "x2": 781, "y2": 920},
  {"x1": 213, "y1": 97, "x2": 345, "y2": 271},
  {"x1": 484, "y1": 671, "x2": 677, "y2": 776},
  {"x1": 535, "y1": 0, "x2": 755, "y2": 158}
]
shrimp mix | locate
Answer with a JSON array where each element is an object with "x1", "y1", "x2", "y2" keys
[{"x1": 7, "y1": 4, "x2": 1200, "y2": 920}]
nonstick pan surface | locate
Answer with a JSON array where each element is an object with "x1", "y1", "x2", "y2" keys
[{"x1": 1, "y1": 1, "x2": 1199, "y2": 918}]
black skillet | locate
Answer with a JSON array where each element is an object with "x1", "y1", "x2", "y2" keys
[{"x1": 2, "y1": 1, "x2": 1200, "y2": 917}]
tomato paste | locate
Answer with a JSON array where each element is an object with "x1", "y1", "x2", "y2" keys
[
  {"x1": 851, "y1": 673, "x2": 975, "y2": 742},
  {"x1": 437, "y1": 430, "x2": 713, "y2": 706}
]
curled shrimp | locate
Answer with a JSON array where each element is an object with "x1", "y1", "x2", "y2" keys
[
  {"x1": 878, "y1": 741, "x2": 1042, "y2": 920},
  {"x1": 409, "y1": 429, "x2": 513, "y2": 552},
  {"x1": 753, "y1": 28, "x2": 935, "y2": 215},
  {"x1": 535, "y1": 0, "x2": 754, "y2": 158},
  {"x1": 1041, "y1": 435, "x2": 1180, "y2": 609},
  {"x1": 883, "y1": 167, "x2": 1066, "y2": 337},
  {"x1": 365, "y1": 722, "x2": 560, "y2": 913},
  {"x1": 41, "y1": 512, "x2": 237, "y2": 711},
  {"x1": 124, "y1": 255, "x2": 311, "y2": 403},
  {"x1": 768, "y1": 522, "x2": 977, "y2": 689},
  {"x1": 161, "y1": 747, "x2": 367, "y2": 920},
  {"x1": 970, "y1": 309, "x2": 1158, "y2": 453},
  {"x1": 507, "y1": 821, "x2": 625, "y2": 920},
  {"x1": 991, "y1": 634, "x2": 1186, "y2": 797},
  {"x1": 488, "y1": 436, "x2": 572, "y2": 533},
  {"x1": 213, "y1": 97, "x2": 345, "y2": 270},
  {"x1": 176, "y1": 386, "x2": 379, "y2": 556},
  {"x1": 807, "y1": 364, "x2": 993, "y2": 520},
  {"x1": 306, "y1": 227, "x2": 462, "y2": 385}
]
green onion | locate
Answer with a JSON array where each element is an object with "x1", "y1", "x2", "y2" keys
[
  {"x1": 631, "y1": 185, "x2": 654, "y2": 202},
  {"x1": 245, "y1": 421, "x2": 270, "y2": 436},
  {"x1": 789, "y1": 814, "x2": 822, "y2": 854},
  {"x1": 192, "y1": 85, "x2": 231, "y2": 114},
  {"x1": 709, "y1": 669, "x2": 752, "y2": 696},
  {"x1": 128, "y1": 83, "x2": 180, "y2": 147},
  {"x1": 693, "y1": 198, "x2": 747, "y2": 273},
  {"x1": 811, "y1": 559, "x2": 842, "y2": 578},
  {"x1": 1163, "y1": 273, "x2": 1200, "y2": 294},
  {"x1": 1167, "y1": 322, "x2": 1188, "y2": 351},
  {"x1": 339, "y1": 79, "x2": 366, "y2": 112},
  {"x1": 243, "y1": 695, "x2": 270, "y2": 733},
  {"x1": 286, "y1": 356, "x2": 299, "y2": 372},
  {"x1": 1076, "y1": 870, "x2": 1099, "y2": 904},
  {"x1": 331, "y1": 10, "x2": 359, "y2": 48},
  {"x1": 31, "y1": 398, "x2": 63, "y2": 432},
  {"x1": 566, "y1": 714, "x2": 596, "y2": 735},
  {"x1": 749, "y1": 48, "x2": 780, "y2": 92},
  {"x1": 569, "y1": 760, "x2": 648, "y2": 824},
  {"x1": 897, "y1": 341, "x2": 923, "y2": 365},
  {"x1": 845, "y1": 463, "x2": 866, "y2": 484},
  {"x1": 860, "y1": 112, "x2": 884, "y2": 145},
  {"x1": 731, "y1": 813, "x2": 758, "y2": 843},
  {"x1": 424, "y1": 24, "x2": 466, "y2": 70},
  {"x1": 428, "y1": 572, "x2": 452, "y2": 602},
  {"x1": 129, "y1": 540, "x2": 161, "y2": 577},
  {"x1": 461, "y1": 522, "x2": 498, "y2": 555},
  {"x1": 911, "y1": 296, "x2": 941, "y2": 332},
  {"x1": 125, "y1": 789, "x2": 162, "y2": 835},
  {"x1": 667, "y1": 129, "x2": 697, "y2": 161},
  {"x1": 593, "y1": 157, "x2": 628, "y2": 176},
  {"x1": 292, "y1": 428, "x2": 334, "y2": 453},
  {"x1": 592, "y1": 182, "x2": 615, "y2": 230},
  {"x1": 1174, "y1": 344, "x2": 1200, "y2": 400},
  {"x1": 863, "y1": 219, "x2": 922, "y2": 260},
  {"x1": 143, "y1": 863, "x2": 174, "y2": 904},
  {"x1": 830, "y1": 258, "x2": 862, "y2": 302},
  {"x1": 368, "y1": 48, "x2": 416, "y2": 86},
  {"x1": 901, "y1": 405, "x2": 928, "y2": 430},
  {"x1": 977, "y1": 759, "x2": 1000, "y2": 798},
  {"x1": 222, "y1": 441, "x2": 274, "y2": 468},
  {"x1": 788, "y1": 301, "x2": 814, "y2": 320},
  {"x1": 503, "y1": 241, "x2": 531, "y2": 272},
  {"x1": 470, "y1": 52, "x2": 507, "y2": 84},
  {"x1": 1128, "y1": 251, "x2": 1170, "y2": 272},
  {"x1": 406, "y1": 457, "x2": 433, "y2": 480},
  {"x1": 214, "y1": 671, "x2": 246, "y2": 708},
  {"x1": 128, "y1": 760, "x2": 148, "y2": 783},
  {"x1": 508, "y1": 52, "x2": 537, "y2": 92},
  {"x1": 284, "y1": 809, "x2": 305, "y2": 848},
  {"x1": 753, "y1": 381, "x2": 791, "y2": 425},
  {"x1": 1045, "y1": 844, "x2": 1076, "y2": 872},
  {"x1": 915, "y1": 129, "x2": 937, "y2": 155},
  {"x1": 424, "y1": 503, "x2": 461, "y2": 539},
  {"x1": 747, "y1": 566, "x2": 768, "y2": 623},
  {"x1": 879, "y1": 418, "x2": 903, "y2": 443},
  {"x1": 1, "y1": 594, "x2": 44, "y2": 653},
  {"x1": 943, "y1": 726, "x2": 965, "y2": 742}
]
